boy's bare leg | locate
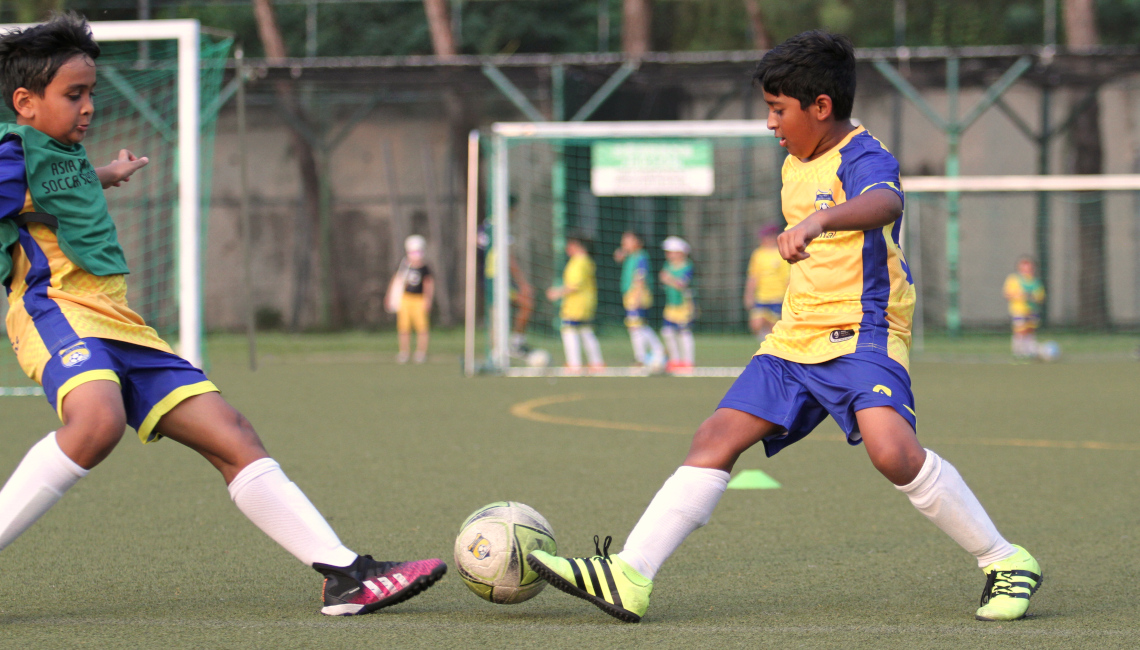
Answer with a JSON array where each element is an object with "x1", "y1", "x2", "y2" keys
[
  {"x1": 616, "y1": 409, "x2": 781, "y2": 580},
  {"x1": 55, "y1": 380, "x2": 128, "y2": 469},
  {"x1": 158, "y1": 392, "x2": 357, "y2": 567},
  {"x1": 397, "y1": 331, "x2": 411, "y2": 363},
  {"x1": 682, "y1": 408, "x2": 781, "y2": 471},
  {"x1": 0, "y1": 380, "x2": 123, "y2": 551},
  {"x1": 857, "y1": 407, "x2": 1016, "y2": 567},
  {"x1": 414, "y1": 330, "x2": 429, "y2": 362}
]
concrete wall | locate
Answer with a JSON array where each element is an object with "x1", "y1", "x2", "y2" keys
[{"x1": 200, "y1": 72, "x2": 1140, "y2": 331}]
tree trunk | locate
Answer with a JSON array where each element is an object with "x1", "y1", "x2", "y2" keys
[
  {"x1": 251, "y1": 0, "x2": 325, "y2": 330},
  {"x1": 742, "y1": 0, "x2": 772, "y2": 50},
  {"x1": 1064, "y1": 0, "x2": 1108, "y2": 327},
  {"x1": 423, "y1": 0, "x2": 458, "y2": 57},
  {"x1": 622, "y1": 0, "x2": 652, "y2": 56},
  {"x1": 423, "y1": 1, "x2": 466, "y2": 325}
]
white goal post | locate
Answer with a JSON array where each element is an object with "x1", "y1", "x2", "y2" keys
[{"x1": 0, "y1": 19, "x2": 203, "y2": 368}]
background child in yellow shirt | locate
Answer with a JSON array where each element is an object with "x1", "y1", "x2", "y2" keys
[
  {"x1": 744, "y1": 224, "x2": 790, "y2": 342},
  {"x1": 546, "y1": 236, "x2": 604, "y2": 371}
]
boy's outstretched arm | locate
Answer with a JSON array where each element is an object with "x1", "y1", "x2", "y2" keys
[
  {"x1": 778, "y1": 188, "x2": 902, "y2": 263},
  {"x1": 97, "y1": 149, "x2": 150, "y2": 189}
]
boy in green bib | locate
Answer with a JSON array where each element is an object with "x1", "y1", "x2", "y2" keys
[{"x1": 0, "y1": 14, "x2": 444, "y2": 615}]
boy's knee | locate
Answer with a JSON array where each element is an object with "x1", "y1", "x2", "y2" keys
[
  {"x1": 687, "y1": 412, "x2": 756, "y2": 469},
  {"x1": 867, "y1": 441, "x2": 926, "y2": 485},
  {"x1": 58, "y1": 402, "x2": 127, "y2": 468}
]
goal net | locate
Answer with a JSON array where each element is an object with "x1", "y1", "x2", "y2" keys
[
  {"x1": 904, "y1": 175, "x2": 1140, "y2": 361},
  {"x1": 478, "y1": 121, "x2": 784, "y2": 376},
  {"x1": 474, "y1": 120, "x2": 1140, "y2": 374},
  {"x1": 0, "y1": 20, "x2": 230, "y2": 395}
]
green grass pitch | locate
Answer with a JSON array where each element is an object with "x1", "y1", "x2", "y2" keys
[{"x1": 1, "y1": 331, "x2": 1138, "y2": 648}]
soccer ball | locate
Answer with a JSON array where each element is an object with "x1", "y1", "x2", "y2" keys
[
  {"x1": 454, "y1": 501, "x2": 557, "y2": 604},
  {"x1": 1038, "y1": 340, "x2": 1061, "y2": 362},
  {"x1": 526, "y1": 348, "x2": 551, "y2": 368}
]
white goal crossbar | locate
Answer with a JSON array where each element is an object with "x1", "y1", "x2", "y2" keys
[{"x1": 0, "y1": 20, "x2": 202, "y2": 368}]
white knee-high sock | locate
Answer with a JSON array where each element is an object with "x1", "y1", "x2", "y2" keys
[
  {"x1": 617, "y1": 466, "x2": 730, "y2": 580},
  {"x1": 661, "y1": 326, "x2": 680, "y2": 362},
  {"x1": 561, "y1": 326, "x2": 583, "y2": 368},
  {"x1": 640, "y1": 326, "x2": 665, "y2": 361},
  {"x1": 581, "y1": 327, "x2": 604, "y2": 366},
  {"x1": 897, "y1": 449, "x2": 1016, "y2": 567},
  {"x1": 680, "y1": 329, "x2": 695, "y2": 365},
  {"x1": 628, "y1": 327, "x2": 646, "y2": 363},
  {"x1": 0, "y1": 432, "x2": 88, "y2": 552},
  {"x1": 228, "y1": 458, "x2": 358, "y2": 567}
]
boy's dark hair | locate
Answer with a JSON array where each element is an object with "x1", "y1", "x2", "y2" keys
[
  {"x1": 566, "y1": 233, "x2": 591, "y2": 251},
  {"x1": 622, "y1": 229, "x2": 644, "y2": 244},
  {"x1": 753, "y1": 30, "x2": 856, "y2": 121},
  {"x1": 0, "y1": 12, "x2": 100, "y2": 112}
]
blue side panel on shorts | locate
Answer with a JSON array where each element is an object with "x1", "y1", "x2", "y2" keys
[{"x1": 17, "y1": 228, "x2": 80, "y2": 354}]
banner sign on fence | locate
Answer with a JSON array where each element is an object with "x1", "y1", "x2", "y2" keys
[{"x1": 591, "y1": 140, "x2": 715, "y2": 196}]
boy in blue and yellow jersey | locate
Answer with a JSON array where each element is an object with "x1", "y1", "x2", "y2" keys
[
  {"x1": 0, "y1": 15, "x2": 444, "y2": 616},
  {"x1": 745, "y1": 224, "x2": 789, "y2": 341},
  {"x1": 1002, "y1": 257, "x2": 1045, "y2": 359},
  {"x1": 529, "y1": 30, "x2": 1040, "y2": 624},
  {"x1": 658, "y1": 236, "x2": 695, "y2": 372},
  {"x1": 547, "y1": 236, "x2": 604, "y2": 371},
  {"x1": 614, "y1": 230, "x2": 665, "y2": 368}
]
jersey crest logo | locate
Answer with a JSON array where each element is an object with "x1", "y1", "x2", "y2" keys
[
  {"x1": 829, "y1": 329, "x2": 854, "y2": 343},
  {"x1": 59, "y1": 342, "x2": 91, "y2": 368},
  {"x1": 467, "y1": 534, "x2": 491, "y2": 560},
  {"x1": 873, "y1": 384, "x2": 893, "y2": 397},
  {"x1": 814, "y1": 189, "x2": 835, "y2": 211}
]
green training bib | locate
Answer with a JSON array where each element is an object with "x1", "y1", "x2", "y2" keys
[{"x1": 0, "y1": 123, "x2": 129, "y2": 283}]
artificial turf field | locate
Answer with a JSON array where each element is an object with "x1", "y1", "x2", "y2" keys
[{"x1": 1, "y1": 332, "x2": 1138, "y2": 648}]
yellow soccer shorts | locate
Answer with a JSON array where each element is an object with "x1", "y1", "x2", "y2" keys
[
  {"x1": 397, "y1": 294, "x2": 430, "y2": 334},
  {"x1": 663, "y1": 303, "x2": 694, "y2": 329}
]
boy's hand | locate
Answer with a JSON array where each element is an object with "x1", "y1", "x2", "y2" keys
[
  {"x1": 777, "y1": 214, "x2": 824, "y2": 263},
  {"x1": 97, "y1": 149, "x2": 150, "y2": 189},
  {"x1": 546, "y1": 286, "x2": 560, "y2": 301}
]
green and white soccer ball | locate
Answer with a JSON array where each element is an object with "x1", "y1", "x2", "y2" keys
[{"x1": 454, "y1": 501, "x2": 557, "y2": 604}]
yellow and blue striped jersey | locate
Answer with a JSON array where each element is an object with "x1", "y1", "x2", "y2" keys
[{"x1": 759, "y1": 127, "x2": 915, "y2": 370}]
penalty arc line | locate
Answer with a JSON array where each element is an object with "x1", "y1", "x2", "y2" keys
[{"x1": 509, "y1": 393, "x2": 1140, "y2": 451}]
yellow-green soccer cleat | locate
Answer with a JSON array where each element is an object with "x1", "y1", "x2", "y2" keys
[
  {"x1": 526, "y1": 535, "x2": 652, "y2": 623},
  {"x1": 976, "y1": 545, "x2": 1043, "y2": 621}
]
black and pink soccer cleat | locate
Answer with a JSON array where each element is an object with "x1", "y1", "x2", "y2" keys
[{"x1": 314, "y1": 555, "x2": 447, "y2": 616}]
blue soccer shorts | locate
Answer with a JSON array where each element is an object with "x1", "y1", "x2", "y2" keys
[
  {"x1": 41, "y1": 337, "x2": 218, "y2": 444},
  {"x1": 718, "y1": 351, "x2": 916, "y2": 457}
]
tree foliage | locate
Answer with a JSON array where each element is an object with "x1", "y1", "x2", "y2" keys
[{"x1": 4, "y1": 0, "x2": 1139, "y2": 57}]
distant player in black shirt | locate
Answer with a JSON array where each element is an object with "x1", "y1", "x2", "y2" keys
[{"x1": 386, "y1": 235, "x2": 434, "y2": 363}]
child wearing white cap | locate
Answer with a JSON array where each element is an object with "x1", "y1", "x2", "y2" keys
[
  {"x1": 659, "y1": 236, "x2": 696, "y2": 373},
  {"x1": 386, "y1": 235, "x2": 434, "y2": 363}
]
